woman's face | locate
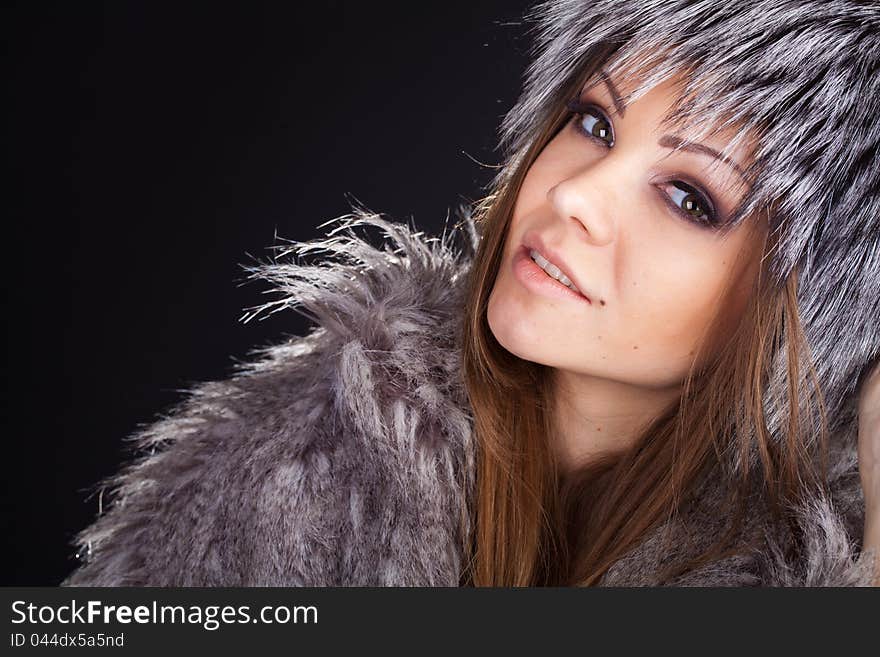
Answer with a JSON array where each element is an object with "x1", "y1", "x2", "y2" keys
[{"x1": 487, "y1": 70, "x2": 766, "y2": 390}]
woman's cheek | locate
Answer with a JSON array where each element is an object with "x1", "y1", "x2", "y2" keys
[{"x1": 636, "y1": 263, "x2": 717, "y2": 352}]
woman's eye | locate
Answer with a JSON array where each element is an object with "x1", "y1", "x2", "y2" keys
[
  {"x1": 566, "y1": 100, "x2": 614, "y2": 146},
  {"x1": 658, "y1": 180, "x2": 717, "y2": 226}
]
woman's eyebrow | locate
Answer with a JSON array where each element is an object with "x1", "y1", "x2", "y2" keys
[
  {"x1": 596, "y1": 70, "x2": 628, "y2": 119},
  {"x1": 595, "y1": 69, "x2": 749, "y2": 183},
  {"x1": 658, "y1": 135, "x2": 749, "y2": 183}
]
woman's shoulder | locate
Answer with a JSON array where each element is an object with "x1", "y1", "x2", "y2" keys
[{"x1": 62, "y1": 206, "x2": 480, "y2": 586}]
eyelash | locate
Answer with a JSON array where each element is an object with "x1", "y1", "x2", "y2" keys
[{"x1": 564, "y1": 98, "x2": 721, "y2": 228}]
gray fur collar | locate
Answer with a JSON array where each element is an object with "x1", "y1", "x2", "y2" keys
[{"x1": 61, "y1": 209, "x2": 874, "y2": 586}]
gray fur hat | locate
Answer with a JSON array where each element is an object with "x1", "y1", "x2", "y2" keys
[{"x1": 495, "y1": 0, "x2": 879, "y2": 459}]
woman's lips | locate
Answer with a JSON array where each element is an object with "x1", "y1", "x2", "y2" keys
[
  {"x1": 521, "y1": 230, "x2": 587, "y2": 299},
  {"x1": 512, "y1": 245, "x2": 592, "y2": 305}
]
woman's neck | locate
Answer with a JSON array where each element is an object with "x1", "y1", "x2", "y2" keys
[{"x1": 550, "y1": 368, "x2": 681, "y2": 473}]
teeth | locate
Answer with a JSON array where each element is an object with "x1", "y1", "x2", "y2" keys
[{"x1": 529, "y1": 249, "x2": 581, "y2": 294}]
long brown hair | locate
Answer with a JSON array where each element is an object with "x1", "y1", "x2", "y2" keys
[{"x1": 457, "y1": 54, "x2": 831, "y2": 587}]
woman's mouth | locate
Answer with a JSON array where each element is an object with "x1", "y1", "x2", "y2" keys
[
  {"x1": 528, "y1": 248, "x2": 581, "y2": 293},
  {"x1": 512, "y1": 245, "x2": 592, "y2": 305}
]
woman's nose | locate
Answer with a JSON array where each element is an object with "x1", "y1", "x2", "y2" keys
[{"x1": 546, "y1": 171, "x2": 617, "y2": 247}]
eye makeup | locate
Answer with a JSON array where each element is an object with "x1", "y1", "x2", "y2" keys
[{"x1": 563, "y1": 96, "x2": 727, "y2": 229}]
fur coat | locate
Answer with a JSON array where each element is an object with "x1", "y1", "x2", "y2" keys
[{"x1": 60, "y1": 209, "x2": 876, "y2": 587}]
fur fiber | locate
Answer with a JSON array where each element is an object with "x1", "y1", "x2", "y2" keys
[
  {"x1": 63, "y1": 209, "x2": 481, "y2": 586},
  {"x1": 62, "y1": 0, "x2": 879, "y2": 586}
]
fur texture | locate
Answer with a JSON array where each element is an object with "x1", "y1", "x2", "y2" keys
[
  {"x1": 61, "y1": 207, "x2": 874, "y2": 586},
  {"x1": 62, "y1": 209, "x2": 480, "y2": 586}
]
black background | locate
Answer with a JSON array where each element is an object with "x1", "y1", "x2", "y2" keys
[{"x1": 4, "y1": 1, "x2": 534, "y2": 585}]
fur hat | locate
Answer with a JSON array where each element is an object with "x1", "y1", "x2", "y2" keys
[{"x1": 494, "y1": 0, "x2": 880, "y2": 462}]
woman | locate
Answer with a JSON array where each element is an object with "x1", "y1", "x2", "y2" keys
[{"x1": 62, "y1": 0, "x2": 880, "y2": 586}]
